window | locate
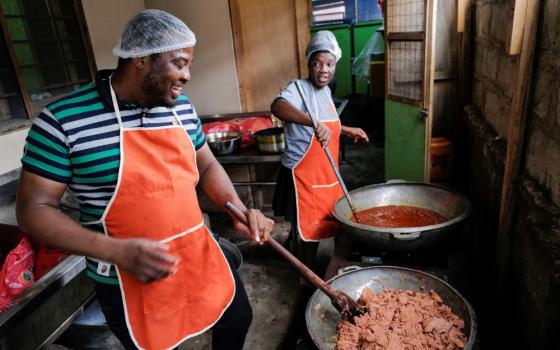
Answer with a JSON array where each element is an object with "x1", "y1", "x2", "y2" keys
[
  {"x1": 0, "y1": 0, "x2": 95, "y2": 132},
  {"x1": 312, "y1": 0, "x2": 383, "y2": 26}
]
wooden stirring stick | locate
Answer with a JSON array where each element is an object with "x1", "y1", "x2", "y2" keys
[{"x1": 224, "y1": 201, "x2": 367, "y2": 322}]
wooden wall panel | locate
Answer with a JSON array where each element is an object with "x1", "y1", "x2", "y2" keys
[{"x1": 230, "y1": 0, "x2": 309, "y2": 112}]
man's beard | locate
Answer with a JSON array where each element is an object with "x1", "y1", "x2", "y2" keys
[{"x1": 141, "y1": 72, "x2": 176, "y2": 108}]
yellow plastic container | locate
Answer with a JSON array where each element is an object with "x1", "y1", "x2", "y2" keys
[{"x1": 430, "y1": 137, "x2": 453, "y2": 183}]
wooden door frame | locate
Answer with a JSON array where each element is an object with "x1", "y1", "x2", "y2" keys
[{"x1": 384, "y1": 0, "x2": 438, "y2": 181}]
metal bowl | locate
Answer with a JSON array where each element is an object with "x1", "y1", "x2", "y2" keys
[
  {"x1": 207, "y1": 131, "x2": 242, "y2": 156},
  {"x1": 306, "y1": 266, "x2": 477, "y2": 350},
  {"x1": 332, "y1": 182, "x2": 471, "y2": 251},
  {"x1": 252, "y1": 127, "x2": 285, "y2": 154}
]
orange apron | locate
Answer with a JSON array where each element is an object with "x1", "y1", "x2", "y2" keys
[
  {"x1": 86, "y1": 78, "x2": 235, "y2": 350},
  {"x1": 292, "y1": 95, "x2": 343, "y2": 242}
]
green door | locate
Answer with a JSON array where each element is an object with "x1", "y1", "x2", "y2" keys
[
  {"x1": 385, "y1": 100, "x2": 426, "y2": 181},
  {"x1": 384, "y1": 0, "x2": 437, "y2": 182}
]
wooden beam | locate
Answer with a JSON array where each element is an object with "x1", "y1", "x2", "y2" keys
[
  {"x1": 228, "y1": 0, "x2": 249, "y2": 112},
  {"x1": 422, "y1": 0, "x2": 438, "y2": 181},
  {"x1": 497, "y1": 0, "x2": 541, "y2": 292},
  {"x1": 0, "y1": 2, "x2": 33, "y2": 119},
  {"x1": 385, "y1": 32, "x2": 424, "y2": 41},
  {"x1": 508, "y1": 0, "x2": 529, "y2": 55},
  {"x1": 294, "y1": 0, "x2": 310, "y2": 79},
  {"x1": 457, "y1": 0, "x2": 470, "y2": 32}
]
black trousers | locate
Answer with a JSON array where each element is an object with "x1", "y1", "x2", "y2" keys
[{"x1": 95, "y1": 248, "x2": 252, "y2": 350}]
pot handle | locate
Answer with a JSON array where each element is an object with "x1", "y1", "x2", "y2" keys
[
  {"x1": 386, "y1": 179, "x2": 407, "y2": 184},
  {"x1": 391, "y1": 231, "x2": 422, "y2": 240},
  {"x1": 337, "y1": 265, "x2": 362, "y2": 276}
]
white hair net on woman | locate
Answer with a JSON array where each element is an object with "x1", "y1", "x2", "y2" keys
[
  {"x1": 305, "y1": 30, "x2": 341, "y2": 62},
  {"x1": 113, "y1": 9, "x2": 196, "y2": 58}
]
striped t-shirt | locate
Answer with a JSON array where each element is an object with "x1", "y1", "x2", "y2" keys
[{"x1": 21, "y1": 70, "x2": 206, "y2": 284}]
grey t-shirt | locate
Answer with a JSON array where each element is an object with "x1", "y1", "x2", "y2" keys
[{"x1": 275, "y1": 79, "x2": 339, "y2": 168}]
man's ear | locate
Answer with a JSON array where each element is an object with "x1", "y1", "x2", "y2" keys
[{"x1": 133, "y1": 57, "x2": 147, "y2": 69}]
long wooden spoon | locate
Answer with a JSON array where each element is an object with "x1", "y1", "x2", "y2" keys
[{"x1": 224, "y1": 201, "x2": 367, "y2": 322}]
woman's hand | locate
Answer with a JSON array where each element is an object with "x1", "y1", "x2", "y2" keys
[
  {"x1": 342, "y1": 126, "x2": 370, "y2": 143},
  {"x1": 315, "y1": 122, "x2": 332, "y2": 147},
  {"x1": 232, "y1": 208, "x2": 274, "y2": 245}
]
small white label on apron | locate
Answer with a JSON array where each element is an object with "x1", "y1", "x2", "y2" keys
[{"x1": 97, "y1": 262, "x2": 112, "y2": 276}]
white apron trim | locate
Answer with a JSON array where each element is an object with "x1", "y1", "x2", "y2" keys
[{"x1": 311, "y1": 181, "x2": 340, "y2": 189}]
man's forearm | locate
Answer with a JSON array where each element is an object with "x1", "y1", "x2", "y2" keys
[{"x1": 17, "y1": 203, "x2": 118, "y2": 262}]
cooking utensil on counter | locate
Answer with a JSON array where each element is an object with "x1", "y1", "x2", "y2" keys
[
  {"x1": 250, "y1": 127, "x2": 285, "y2": 154},
  {"x1": 332, "y1": 182, "x2": 471, "y2": 251},
  {"x1": 206, "y1": 131, "x2": 242, "y2": 156},
  {"x1": 306, "y1": 266, "x2": 477, "y2": 350},
  {"x1": 294, "y1": 81, "x2": 361, "y2": 223},
  {"x1": 224, "y1": 201, "x2": 367, "y2": 322}
]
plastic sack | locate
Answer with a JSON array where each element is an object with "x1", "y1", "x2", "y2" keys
[
  {"x1": 233, "y1": 116, "x2": 273, "y2": 148},
  {"x1": 34, "y1": 246, "x2": 67, "y2": 280},
  {"x1": 352, "y1": 30, "x2": 385, "y2": 82},
  {"x1": 202, "y1": 120, "x2": 241, "y2": 135},
  {"x1": 202, "y1": 116, "x2": 273, "y2": 149},
  {"x1": 0, "y1": 237, "x2": 35, "y2": 311}
]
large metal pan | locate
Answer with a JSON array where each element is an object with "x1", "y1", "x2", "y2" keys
[
  {"x1": 306, "y1": 266, "x2": 477, "y2": 350},
  {"x1": 332, "y1": 182, "x2": 471, "y2": 251}
]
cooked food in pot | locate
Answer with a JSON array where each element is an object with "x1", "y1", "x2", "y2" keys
[
  {"x1": 337, "y1": 288, "x2": 467, "y2": 350},
  {"x1": 349, "y1": 205, "x2": 447, "y2": 228}
]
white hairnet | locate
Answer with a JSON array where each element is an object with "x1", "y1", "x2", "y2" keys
[
  {"x1": 306, "y1": 30, "x2": 341, "y2": 62},
  {"x1": 113, "y1": 9, "x2": 196, "y2": 58}
]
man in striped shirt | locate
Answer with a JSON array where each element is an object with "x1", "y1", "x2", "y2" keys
[{"x1": 16, "y1": 9, "x2": 273, "y2": 350}]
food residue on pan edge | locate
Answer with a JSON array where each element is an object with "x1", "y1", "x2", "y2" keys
[{"x1": 337, "y1": 288, "x2": 467, "y2": 350}]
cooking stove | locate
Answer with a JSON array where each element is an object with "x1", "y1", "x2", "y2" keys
[{"x1": 323, "y1": 233, "x2": 469, "y2": 294}]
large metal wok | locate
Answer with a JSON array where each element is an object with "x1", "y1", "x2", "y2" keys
[
  {"x1": 332, "y1": 182, "x2": 471, "y2": 251},
  {"x1": 306, "y1": 266, "x2": 477, "y2": 350}
]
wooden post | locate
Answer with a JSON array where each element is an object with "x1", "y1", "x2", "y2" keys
[
  {"x1": 457, "y1": 0, "x2": 470, "y2": 33},
  {"x1": 508, "y1": 0, "x2": 529, "y2": 55},
  {"x1": 496, "y1": 0, "x2": 541, "y2": 292},
  {"x1": 294, "y1": 0, "x2": 310, "y2": 79},
  {"x1": 422, "y1": 0, "x2": 438, "y2": 181}
]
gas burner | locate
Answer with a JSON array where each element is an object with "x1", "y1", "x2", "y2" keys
[{"x1": 324, "y1": 234, "x2": 465, "y2": 286}]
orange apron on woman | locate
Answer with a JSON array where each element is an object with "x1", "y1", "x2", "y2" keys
[
  {"x1": 85, "y1": 78, "x2": 235, "y2": 350},
  {"x1": 292, "y1": 93, "x2": 343, "y2": 242}
]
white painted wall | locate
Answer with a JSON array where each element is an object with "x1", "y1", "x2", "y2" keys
[
  {"x1": 145, "y1": 0, "x2": 242, "y2": 115},
  {"x1": 81, "y1": 0, "x2": 145, "y2": 70},
  {"x1": 0, "y1": 128, "x2": 28, "y2": 174}
]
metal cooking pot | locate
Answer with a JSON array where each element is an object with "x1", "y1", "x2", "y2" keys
[
  {"x1": 251, "y1": 127, "x2": 285, "y2": 154},
  {"x1": 306, "y1": 266, "x2": 477, "y2": 350},
  {"x1": 207, "y1": 131, "x2": 242, "y2": 156},
  {"x1": 332, "y1": 182, "x2": 471, "y2": 251}
]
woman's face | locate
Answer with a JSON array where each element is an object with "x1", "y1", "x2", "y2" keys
[{"x1": 308, "y1": 52, "x2": 336, "y2": 88}]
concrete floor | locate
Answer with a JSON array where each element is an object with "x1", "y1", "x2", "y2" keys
[{"x1": 49, "y1": 135, "x2": 384, "y2": 350}]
